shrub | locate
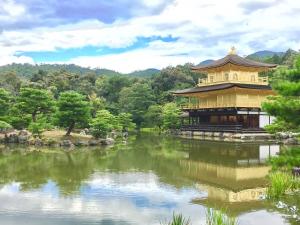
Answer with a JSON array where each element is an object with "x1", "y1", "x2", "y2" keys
[
  {"x1": 0, "y1": 121, "x2": 12, "y2": 131},
  {"x1": 28, "y1": 118, "x2": 52, "y2": 138},
  {"x1": 268, "y1": 147, "x2": 300, "y2": 171},
  {"x1": 90, "y1": 110, "x2": 118, "y2": 138}
]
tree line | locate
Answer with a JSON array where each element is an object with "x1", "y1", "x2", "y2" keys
[
  {"x1": 0, "y1": 64, "x2": 200, "y2": 137},
  {"x1": 1, "y1": 55, "x2": 299, "y2": 137}
]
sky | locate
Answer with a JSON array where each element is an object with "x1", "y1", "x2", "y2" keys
[{"x1": 0, "y1": 0, "x2": 299, "y2": 73}]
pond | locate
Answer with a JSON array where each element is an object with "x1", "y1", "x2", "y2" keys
[{"x1": 0, "y1": 133, "x2": 299, "y2": 225}]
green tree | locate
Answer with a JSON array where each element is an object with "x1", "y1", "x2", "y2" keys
[
  {"x1": 56, "y1": 91, "x2": 91, "y2": 136},
  {"x1": 0, "y1": 72, "x2": 22, "y2": 94},
  {"x1": 0, "y1": 88, "x2": 11, "y2": 117},
  {"x1": 119, "y1": 83, "x2": 155, "y2": 128},
  {"x1": 90, "y1": 110, "x2": 118, "y2": 138},
  {"x1": 117, "y1": 113, "x2": 136, "y2": 131},
  {"x1": 162, "y1": 103, "x2": 181, "y2": 130},
  {"x1": 16, "y1": 87, "x2": 55, "y2": 122},
  {"x1": 263, "y1": 56, "x2": 300, "y2": 132},
  {"x1": 151, "y1": 64, "x2": 199, "y2": 104},
  {"x1": 145, "y1": 105, "x2": 163, "y2": 129},
  {"x1": 88, "y1": 92, "x2": 106, "y2": 117}
]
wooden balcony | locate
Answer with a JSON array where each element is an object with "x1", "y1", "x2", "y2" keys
[{"x1": 198, "y1": 77, "x2": 269, "y2": 87}]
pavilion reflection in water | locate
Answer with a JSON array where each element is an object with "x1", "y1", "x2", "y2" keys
[{"x1": 178, "y1": 140, "x2": 280, "y2": 204}]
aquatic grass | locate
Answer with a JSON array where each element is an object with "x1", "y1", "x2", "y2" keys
[
  {"x1": 163, "y1": 213, "x2": 191, "y2": 225},
  {"x1": 206, "y1": 208, "x2": 238, "y2": 225},
  {"x1": 267, "y1": 172, "x2": 300, "y2": 199}
]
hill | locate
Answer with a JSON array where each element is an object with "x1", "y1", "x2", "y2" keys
[
  {"x1": 247, "y1": 50, "x2": 285, "y2": 59},
  {"x1": 246, "y1": 49, "x2": 299, "y2": 66},
  {"x1": 127, "y1": 68, "x2": 160, "y2": 77},
  {"x1": 0, "y1": 63, "x2": 160, "y2": 78},
  {"x1": 197, "y1": 59, "x2": 215, "y2": 66}
]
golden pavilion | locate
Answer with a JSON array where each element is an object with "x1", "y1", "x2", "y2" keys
[{"x1": 173, "y1": 47, "x2": 277, "y2": 132}]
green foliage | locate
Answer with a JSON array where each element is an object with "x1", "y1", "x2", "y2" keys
[
  {"x1": 0, "y1": 72, "x2": 21, "y2": 94},
  {"x1": 267, "y1": 172, "x2": 300, "y2": 199},
  {"x1": 263, "y1": 55, "x2": 300, "y2": 132},
  {"x1": 264, "y1": 119, "x2": 292, "y2": 133},
  {"x1": 7, "y1": 105, "x2": 31, "y2": 129},
  {"x1": 162, "y1": 103, "x2": 181, "y2": 130},
  {"x1": 88, "y1": 92, "x2": 106, "y2": 117},
  {"x1": 16, "y1": 87, "x2": 55, "y2": 122},
  {"x1": 56, "y1": 91, "x2": 91, "y2": 135},
  {"x1": 117, "y1": 113, "x2": 136, "y2": 131},
  {"x1": 0, "y1": 88, "x2": 11, "y2": 117},
  {"x1": 119, "y1": 83, "x2": 155, "y2": 128},
  {"x1": 206, "y1": 208, "x2": 238, "y2": 225},
  {"x1": 145, "y1": 105, "x2": 163, "y2": 129},
  {"x1": 164, "y1": 213, "x2": 190, "y2": 225},
  {"x1": 96, "y1": 75, "x2": 132, "y2": 103},
  {"x1": 0, "y1": 121, "x2": 12, "y2": 130},
  {"x1": 90, "y1": 110, "x2": 118, "y2": 138},
  {"x1": 151, "y1": 64, "x2": 199, "y2": 104},
  {"x1": 268, "y1": 147, "x2": 300, "y2": 171}
]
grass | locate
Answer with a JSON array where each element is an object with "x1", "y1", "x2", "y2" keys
[
  {"x1": 206, "y1": 208, "x2": 238, "y2": 225},
  {"x1": 164, "y1": 209, "x2": 238, "y2": 225},
  {"x1": 267, "y1": 172, "x2": 300, "y2": 199},
  {"x1": 164, "y1": 213, "x2": 191, "y2": 225}
]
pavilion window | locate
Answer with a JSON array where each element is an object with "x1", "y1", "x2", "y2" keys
[
  {"x1": 251, "y1": 75, "x2": 256, "y2": 82},
  {"x1": 233, "y1": 73, "x2": 238, "y2": 80},
  {"x1": 224, "y1": 73, "x2": 229, "y2": 81},
  {"x1": 210, "y1": 76, "x2": 214, "y2": 83}
]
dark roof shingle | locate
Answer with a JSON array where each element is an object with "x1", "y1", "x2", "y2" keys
[{"x1": 172, "y1": 83, "x2": 272, "y2": 95}]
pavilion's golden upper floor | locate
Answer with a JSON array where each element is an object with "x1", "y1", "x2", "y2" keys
[{"x1": 197, "y1": 69, "x2": 269, "y2": 87}]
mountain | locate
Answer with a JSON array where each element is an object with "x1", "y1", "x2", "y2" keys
[
  {"x1": 247, "y1": 50, "x2": 285, "y2": 59},
  {"x1": 247, "y1": 49, "x2": 299, "y2": 66},
  {"x1": 197, "y1": 59, "x2": 215, "y2": 66}
]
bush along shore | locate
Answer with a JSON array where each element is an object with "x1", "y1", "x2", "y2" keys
[{"x1": 0, "y1": 129, "x2": 117, "y2": 148}]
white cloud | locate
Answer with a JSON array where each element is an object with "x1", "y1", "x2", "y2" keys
[
  {"x1": 0, "y1": 55, "x2": 34, "y2": 66},
  {"x1": 0, "y1": 0, "x2": 299, "y2": 72},
  {"x1": 0, "y1": 0, "x2": 26, "y2": 18},
  {"x1": 0, "y1": 173, "x2": 205, "y2": 225}
]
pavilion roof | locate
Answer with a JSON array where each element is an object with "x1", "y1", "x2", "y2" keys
[
  {"x1": 192, "y1": 54, "x2": 277, "y2": 72},
  {"x1": 172, "y1": 83, "x2": 272, "y2": 95}
]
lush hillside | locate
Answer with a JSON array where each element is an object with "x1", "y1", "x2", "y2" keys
[{"x1": 0, "y1": 63, "x2": 160, "y2": 79}]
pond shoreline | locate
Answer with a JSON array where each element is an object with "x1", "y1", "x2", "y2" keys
[
  {"x1": 0, "y1": 129, "x2": 115, "y2": 148},
  {"x1": 175, "y1": 130, "x2": 300, "y2": 144}
]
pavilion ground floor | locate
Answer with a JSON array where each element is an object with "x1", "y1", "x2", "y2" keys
[{"x1": 180, "y1": 107, "x2": 275, "y2": 133}]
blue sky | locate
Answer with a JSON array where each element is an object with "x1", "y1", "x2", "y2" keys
[{"x1": 0, "y1": 0, "x2": 299, "y2": 72}]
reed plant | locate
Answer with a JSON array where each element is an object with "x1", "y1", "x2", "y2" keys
[
  {"x1": 267, "y1": 172, "x2": 300, "y2": 199},
  {"x1": 206, "y1": 208, "x2": 238, "y2": 225},
  {"x1": 164, "y1": 213, "x2": 190, "y2": 225}
]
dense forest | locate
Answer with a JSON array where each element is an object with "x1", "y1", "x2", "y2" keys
[{"x1": 0, "y1": 49, "x2": 299, "y2": 137}]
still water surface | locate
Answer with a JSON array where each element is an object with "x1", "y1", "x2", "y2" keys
[{"x1": 0, "y1": 133, "x2": 299, "y2": 225}]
